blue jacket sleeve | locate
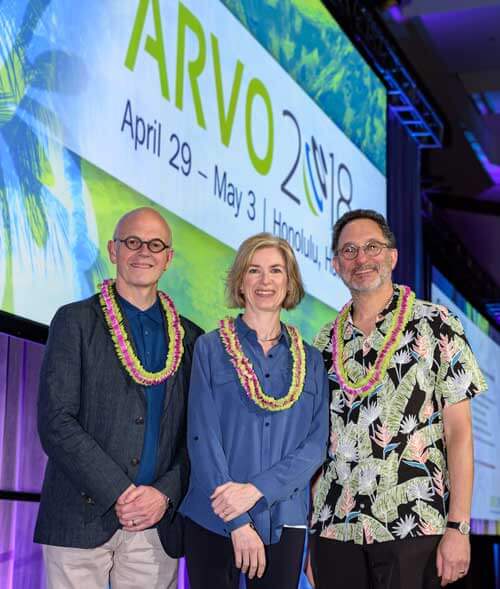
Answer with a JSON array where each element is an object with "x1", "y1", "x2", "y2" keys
[
  {"x1": 248, "y1": 349, "x2": 329, "y2": 507},
  {"x1": 187, "y1": 336, "x2": 251, "y2": 531}
]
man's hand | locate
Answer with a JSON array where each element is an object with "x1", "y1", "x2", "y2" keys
[
  {"x1": 116, "y1": 483, "x2": 136, "y2": 506},
  {"x1": 115, "y1": 485, "x2": 169, "y2": 531},
  {"x1": 436, "y1": 529, "x2": 470, "y2": 586},
  {"x1": 211, "y1": 482, "x2": 263, "y2": 522},
  {"x1": 231, "y1": 523, "x2": 266, "y2": 579}
]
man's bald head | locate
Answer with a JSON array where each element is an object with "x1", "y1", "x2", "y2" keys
[{"x1": 113, "y1": 207, "x2": 172, "y2": 245}]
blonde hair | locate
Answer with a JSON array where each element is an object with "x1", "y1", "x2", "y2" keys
[{"x1": 226, "y1": 233, "x2": 305, "y2": 310}]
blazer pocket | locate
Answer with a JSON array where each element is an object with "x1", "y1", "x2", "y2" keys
[{"x1": 82, "y1": 495, "x2": 105, "y2": 524}]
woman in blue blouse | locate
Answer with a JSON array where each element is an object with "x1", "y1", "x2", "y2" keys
[{"x1": 180, "y1": 232, "x2": 328, "y2": 589}]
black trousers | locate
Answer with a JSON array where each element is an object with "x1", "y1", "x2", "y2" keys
[
  {"x1": 184, "y1": 518, "x2": 305, "y2": 589},
  {"x1": 310, "y1": 534, "x2": 442, "y2": 589}
]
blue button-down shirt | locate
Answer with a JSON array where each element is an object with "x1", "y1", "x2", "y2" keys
[
  {"x1": 180, "y1": 315, "x2": 328, "y2": 544},
  {"x1": 118, "y1": 294, "x2": 166, "y2": 485}
]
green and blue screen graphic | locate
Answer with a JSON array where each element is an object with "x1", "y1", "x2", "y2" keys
[{"x1": 0, "y1": 0, "x2": 386, "y2": 341}]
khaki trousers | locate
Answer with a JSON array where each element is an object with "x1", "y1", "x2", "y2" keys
[{"x1": 43, "y1": 529, "x2": 178, "y2": 589}]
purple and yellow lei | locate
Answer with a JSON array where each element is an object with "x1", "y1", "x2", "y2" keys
[
  {"x1": 332, "y1": 285, "x2": 415, "y2": 397},
  {"x1": 99, "y1": 279, "x2": 184, "y2": 385},
  {"x1": 219, "y1": 317, "x2": 306, "y2": 411}
]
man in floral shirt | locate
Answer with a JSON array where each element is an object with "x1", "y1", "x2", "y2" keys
[{"x1": 310, "y1": 209, "x2": 487, "y2": 589}]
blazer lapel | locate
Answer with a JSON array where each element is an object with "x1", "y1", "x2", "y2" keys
[{"x1": 162, "y1": 368, "x2": 181, "y2": 419}]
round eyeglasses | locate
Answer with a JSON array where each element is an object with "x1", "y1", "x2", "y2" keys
[
  {"x1": 338, "y1": 241, "x2": 390, "y2": 260},
  {"x1": 115, "y1": 236, "x2": 170, "y2": 253}
]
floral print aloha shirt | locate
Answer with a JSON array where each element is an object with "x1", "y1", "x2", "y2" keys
[{"x1": 311, "y1": 286, "x2": 487, "y2": 544}]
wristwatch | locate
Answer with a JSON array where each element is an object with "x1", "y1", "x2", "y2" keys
[{"x1": 446, "y1": 520, "x2": 470, "y2": 535}]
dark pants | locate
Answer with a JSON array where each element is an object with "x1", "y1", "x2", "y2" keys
[
  {"x1": 184, "y1": 518, "x2": 305, "y2": 589},
  {"x1": 310, "y1": 534, "x2": 442, "y2": 589}
]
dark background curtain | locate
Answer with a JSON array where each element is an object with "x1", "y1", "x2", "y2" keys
[
  {"x1": 387, "y1": 109, "x2": 424, "y2": 298},
  {"x1": 0, "y1": 333, "x2": 46, "y2": 588}
]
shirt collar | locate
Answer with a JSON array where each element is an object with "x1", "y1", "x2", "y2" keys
[
  {"x1": 346, "y1": 285, "x2": 400, "y2": 335},
  {"x1": 117, "y1": 292, "x2": 163, "y2": 325},
  {"x1": 235, "y1": 314, "x2": 288, "y2": 345}
]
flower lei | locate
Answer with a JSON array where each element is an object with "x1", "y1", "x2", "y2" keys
[
  {"x1": 332, "y1": 285, "x2": 415, "y2": 397},
  {"x1": 219, "y1": 317, "x2": 306, "y2": 411},
  {"x1": 99, "y1": 279, "x2": 184, "y2": 385}
]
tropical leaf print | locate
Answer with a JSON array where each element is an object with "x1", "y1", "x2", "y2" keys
[
  {"x1": 371, "y1": 480, "x2": 410, "y2": 523},
  {"x1": 380, "y1": 367, "x2": 415, "y2": 436},
  {"x1": 335, "y1": 485, "x2": 356, "y2": 519},
  {"x1": 313, "y1": 460, "x2": 336, "y2": 516},
  {"x1": 416, "y1": 364, "x2": 436, "y2": 395},
  {"x1": 371, "y1": 422, "x2": 392, "y2": 450},
  {"x1": 406, "y1": 431, "x2": 429, "y2": 464},
  {"x1": 357, "y1": 423, "x2": 373, "y2": 461},
  {"x1": 413, "y1": 301, "x2": 439, "y2": 321},
  {"x1": 359, "y1": 514, "x2": 394, "y2": 542},
  {"x1": 412, "y1": 500, "x2": 445, "y2": 533},
  {"x1": 418, "y1": 397, "x2": 436, "y2": 423},
  {"x1": 397, "y1": 329, "x2": 415, "y2": 350},
  {"x1": 351, "y1": 458, "x2": 379, "y2": 497},
  {"x1": 399, "y1": 414, "x2": 418, "y2": 435},
  {"x1": 401, "y1": 424, "x2": 442, "y2": 462},
  {"x1": 444, "y1": 313, "x2": 466, "y2": 336},
  {"x1": 432, "y1": 466, "x2": 446, "y2": 498},
  {"x1": 438, "y1": 332, "x2": 458, "y2": 364},
  {"x1": 312, "y1": 291, "x2": 486, "y2": 545},
  {"x1": 392, "y1": 513, "x2": 417, "y2": 539},
  {"x1": 407, "y1": 478, "x2": 434, "y2": 503},
  {"x1": 320, "y1": 522, "x2": 360, "y2": 543},
  {"x1": 378, "y1": 311, "x2": 394, "y2": 334},
  {"x1": 427, "y1": 447, "x2": 446, "y2": 472},
  {"x1": 313, "y1": 322, "x2": 332, "y2": 353},
  {"x1": 377, "y1": 450, "x2": 398, "y2": 495},
  {"x1": 412, "y1": 333, "x2": 432, "y2": 361},
  {"x1": 343, "y1": 357, "x2": 365, "y2": 383}
]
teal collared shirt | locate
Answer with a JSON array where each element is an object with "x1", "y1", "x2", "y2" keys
[{"x1": 118, "y1": 294, "x2": 166, "y2": 485}]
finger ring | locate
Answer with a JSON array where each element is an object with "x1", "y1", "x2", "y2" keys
[{"x1": 459, "y1": 570, "x2": 466, "y2": 575}]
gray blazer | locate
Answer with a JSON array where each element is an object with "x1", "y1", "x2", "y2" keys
[{"x1": 34, "y1": 293, "x2": 202, "y2": 548}]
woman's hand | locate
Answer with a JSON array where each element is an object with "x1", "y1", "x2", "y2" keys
[
  {"x1": 231, "y1": 523, "x2": 266, "y2": 579},
  {"x1": 211, "y1": 482, "x2": 263, "y2": 521}
]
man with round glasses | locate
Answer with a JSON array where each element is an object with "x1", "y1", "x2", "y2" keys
[
  {"x1": 35, "y1": 207, "x2": 203, "y2": 588},
  {"x1": 309, "y1": 209, "x2": 486, "y2": 588},
  {"x1": 115, "y1": 235, "x2": 171, "y2": 253}
]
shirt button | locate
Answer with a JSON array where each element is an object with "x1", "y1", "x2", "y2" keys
[
  {"x1": 264, "y1": 373, "x2": 270, "y2": 378},
  {"x1": 131, "y1": 457, "x2": 140, "y2": 466},
  {"x1": 268, "y1": 354, "x2": 273, "y2": 358},
  {"x1": 265, "y1": 422, "x2": 270, "y2": 427},
  {"x1": 135, "y1": 416, "x2": 144, "y2": 425},
  {"x1": 360, "y1": 503, "x2": 365, "y2": 509},
  {"x1": 145, "y1": 330, "x2": 149, "y2": 336},
  {"x1": 193, "y1": 436, "x2": 199, "y2": 441}
]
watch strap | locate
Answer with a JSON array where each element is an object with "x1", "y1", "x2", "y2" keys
[{"x1": 446, "y1": 520, "x2": 470, "y2": 534}]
